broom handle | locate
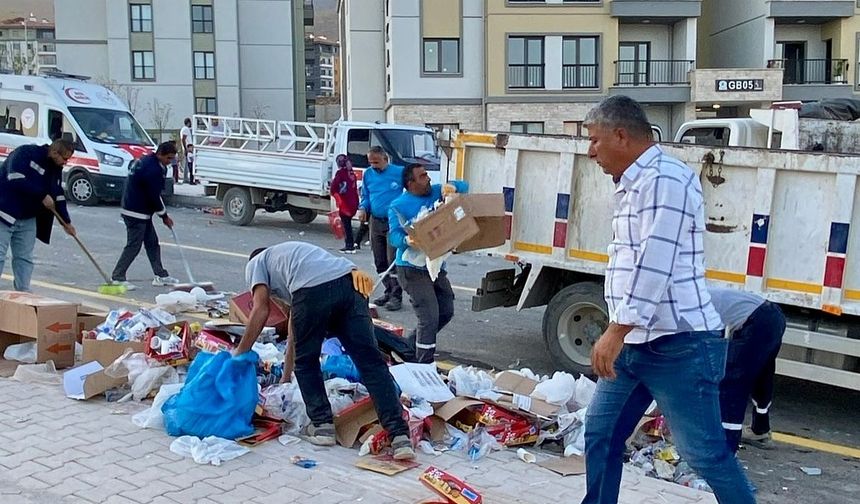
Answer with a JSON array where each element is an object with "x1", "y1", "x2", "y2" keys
[{"x1": 49, "y1": 207, "x2": 112, "y2": 284}]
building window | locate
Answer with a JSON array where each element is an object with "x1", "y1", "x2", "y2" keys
[
  {"x1": 131, "y1": 51, "x2": 155, "y2": 80},
  {"x1": 423, "y1": 39, "x2": 460, "y2": 74},
  {"x1": 129, "y1": 4, "x2": 153, "y2": 33},
  {"x1": 511, "y1": 122, "x2": 544, "y2": 134},
  {"x1": 193, "y1": 52, "x2": 216, "y2": 80},
  {"x1": 563, "y1": 121, "x2": 584, "y2": 137},
  {"x1": 191, "y1": 5, "x2": 214, "y2": 33},
  {"x1": 195, "y1": 97, "x2": 217, "y2": 114},
  {"x1": 508, "y1": 36, "x2": 544, "y2": 88},
  {"x1": 562, "y1": 36, "x2": 599, "y2": 88},
  {"x1": 426, "y1": 123, "x2": 460, "y2": 133}
]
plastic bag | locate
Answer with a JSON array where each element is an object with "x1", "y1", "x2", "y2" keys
[
  {"x1": 445, "y1": 424, "x2": 470, "y2": 452},
  {"x1": 563, "y1": 407, "x2": 588, "y2": 457},
  {"x1": 571, "y1": 374, "x2": 597, "y2": 409},
  {"x1": 132, "y1": 382, "x2": 184, "y2": 429},
  {"x1": 468, "y1": 427, "x2": 503, "y2": 461},
  {"x1": 426, "y1": 253, "x2": 450, "y2": 282},
  {"x1": 532, "y1": 371, "x2": 576, "y2": 406},
  {"x1": 162, "y1": 350, "x2": 259, "y2": 439},
  {"x1": 260, "y1": 381, "x2": 310, "y2": 434},
  {"x1": 321, "y1": 354, "x2": 361, "y2": 382},
  {"x1": 252, "y1": 342, "x2": 283, "y2": 365},
  {"x1": 3, "y1": 342, "x2": 36, "y2": 363},
  {"x1": 129, "y1": 365, "x2": 180, "y2": 401},
  {"x1": 448, "y1": 366, "x2": 496, "y2": 398},
  {"x1": 169, "y1": 435, "x2": 249, "y2": 466},
  {"x1": 12, "y1": 360, "x2": 61, "y2": 385}
]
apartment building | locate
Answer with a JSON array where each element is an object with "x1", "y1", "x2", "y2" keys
[
  {"x1": 340, "y1": 0, "x2": 700, "y2": 137},
  {"x1": 305, "y1": 33, "x2": 339, "y2": 121},
  {"x1": 697, "y1": 0, "x2": 860, "y2": 118},
  {"x1": 0, "y1": 16, "x2": 58, "y2": 75},
  {"x1": 53, "y1": 0, "x2": 312, "y2": 128}
]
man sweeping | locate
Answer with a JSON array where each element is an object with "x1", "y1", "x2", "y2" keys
[
  {"x1": 0, "y1": 140, "x2": 77, "y2": 291},
  {"x1": 232, "y1": 241, "x2": 415, "y2": 460}
]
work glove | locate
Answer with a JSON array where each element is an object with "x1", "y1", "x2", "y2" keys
[
  {"x1": 351, "y1": 270, "x2": 373, "y2": 298},
  {"x1": 442, "y1": 184, "x2": 458, "y2": 197}
]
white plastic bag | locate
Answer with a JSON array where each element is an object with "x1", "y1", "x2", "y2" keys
[
  {"x1": 12, "y1": 360, "x2": 61, "y2": 385},
  {"x1": 260, "y1": 382, "x2": 309, "y2": 434},
  {"x1": 169, "y1": 435, "x2": 249, "y2": 466},
  {"x1": 252, "y1": 342, "x2": 283, "y2": 365},
  {"x1": 563, "y1": 407, "x2": 588, "y2": 457},
  {"x1": 132, "y1": 382, "x2": 184, "y2": 429},
  {"x1": 532, "y1": 371, "x2": 576, "y2": 406},
  {"x1": 3, "y1": 342, "x2": 36, "y2": 363},
  {"x1": 129, "y1": 365, "x2": 180, "y2": 401},
  {"x1": 426, "y1": 253, "x2": 451, "y2": 282},
  {"x1": 571, "y1": 374, "x2": 597, "y2": 409},
  {"x1": 448, "y1": 366, "x2": 496, "y2": 398}
]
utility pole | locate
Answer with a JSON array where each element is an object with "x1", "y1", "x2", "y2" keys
[{"x1": 21, "y1": 12, "x2": 36, "y2": 75}]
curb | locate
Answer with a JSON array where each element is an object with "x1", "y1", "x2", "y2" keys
[{"x1": 166, "y1": 194, "x2": 219, "y2": 209}]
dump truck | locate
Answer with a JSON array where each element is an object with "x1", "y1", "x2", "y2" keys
[{"x1": 443, "y1": 130, "x2": 860, "y2": 390}]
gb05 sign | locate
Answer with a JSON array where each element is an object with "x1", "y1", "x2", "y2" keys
[{"x1": 715, "y1": 79, "x2": 764, "y2": 92}]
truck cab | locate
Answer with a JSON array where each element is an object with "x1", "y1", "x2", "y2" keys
[
  {"x1": 673, "y1": 118, "x2": 769, "y2": 148},
  {"x1": 0, "y1": 71, "x2": 166, "y2": 206}
]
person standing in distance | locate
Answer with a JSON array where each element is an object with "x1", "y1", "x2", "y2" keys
[
  {"x1": 111, "y1": 142, "x2": 179, "y2": 290},
  {"x1": 581, "y1": 96, "x2": 755, "y2": 504},
  {"x1": 355, "y1": 146, "x2": 403, "y2": 311}
]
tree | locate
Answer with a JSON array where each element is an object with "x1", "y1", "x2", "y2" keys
[
  {"x1": 250, "y1": 102, "x2": 271, "y2": 120},
  {"x1": 146, "y1": 98, "x2": 173, "y2": 143},
  {"x1": 97, "y1": 78, "x2": 142, "y2": 116}
]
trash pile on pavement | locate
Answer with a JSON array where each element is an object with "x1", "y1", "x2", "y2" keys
[{"x1": 0, "y1": 289, "x2": 715, "y2": 500}]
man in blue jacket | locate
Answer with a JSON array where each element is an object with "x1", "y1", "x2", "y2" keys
[
  {"x1": 111, "y1": 142, "x2": 178, "y2": 290},
  {"x1": 0, "y1": 140, "x2": 77, "y2": 291},
  {"x1": 389, "y1": 163, "x2": 468, "y2": 364},
  {"x1": 356, "y1": 146, "x2": 404, "y2": 311}
]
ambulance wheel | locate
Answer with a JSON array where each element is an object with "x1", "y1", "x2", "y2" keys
[
  {"x1": 289, "y1": 208, "x2": 316, "y2": 224},
  {"x1": 543, "y1": 282, "x2": 608, "y2": 375},
  {"x1": 67, "y1": 172, "x2": 99, "y2": 206},
  {"x1": 223, "y1": 187, "x2": 255, "y2": 226}
]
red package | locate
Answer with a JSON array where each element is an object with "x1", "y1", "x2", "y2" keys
[
  {"x1": 484, "y1": 421, "x2": 539, "y2": 447},
  {"x1": 420, "y1": 466, "x2": 482, "y2": 504},
  {"x1": 477, "y1": 404, "x2": 526, "y2": 427},
  {"x1": 373, "y1": 318, "x2": 404, "y2": 337},
  {"x1": 328, "y1": 210, "x2": 345, "y2": 240}
]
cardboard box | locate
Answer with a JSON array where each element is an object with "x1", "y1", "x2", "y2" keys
[
  {"x1": 71, "y1": 338, "x2": 146, "y2": 400},
  {"x1": 355, "y1": 455, "x2": 420, "y2": 476},
  {"x1": 389, "y1": 363, "x2": 454, "y2": 403},
  {"x1": 77, "y1": 307, "x2": 107, "y2": 343},
  {"x1": 229, "y1": 291, "x2": 289, "y2": 334},
  {"x1": 420, "y1": 466, "x2": 483, "y2": 504},
  {"x1": 144, "y1": 322, "x2": 192, "y2": 366},
  {"x1": 455, "y1": 194, "x2": 506, "y2": 253},
  {"x1": 334, "y1": 396, "x2": 379, "y2": 448},
  {"x1": 0, "y1": 291, "x2": 79, "y2": 368},
  {"x1": 493, "y1": 371, "x2": 561, "y2": 419},
  {"x1": 408, "y1": 194, "x2": 505, "y2": 260}
]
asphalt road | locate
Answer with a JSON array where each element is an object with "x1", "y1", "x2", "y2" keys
[{"x1": 5, "y1": 204, "x2": 860, "y2": 503}]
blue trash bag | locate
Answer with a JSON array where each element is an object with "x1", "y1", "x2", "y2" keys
[
  {"x1": 321, "y1": 354, "x2": 361, "y2": 382},
  {"x1": 162, "y1": 350, "x2": 259, "y2": 439}
]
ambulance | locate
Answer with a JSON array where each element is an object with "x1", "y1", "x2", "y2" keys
[{"x1": 0, "y1": 71, "x2": 169, "y2": 205}]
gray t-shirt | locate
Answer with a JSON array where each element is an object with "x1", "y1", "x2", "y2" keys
[
  {"x1": 245, "y1": 241, "x2": 356, "y2": 303},
  {"x1": 708, "y1": 287, "x2": 766, "y2": 331}
]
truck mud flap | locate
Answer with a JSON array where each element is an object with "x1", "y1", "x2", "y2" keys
[{"x1": 471, "y1": 265, "x2": 530, "y2": 312}]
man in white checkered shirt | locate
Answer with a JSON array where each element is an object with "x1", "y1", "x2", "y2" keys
[{"x1": 580, "y1": 96, "x2": 755, "y2": 504}]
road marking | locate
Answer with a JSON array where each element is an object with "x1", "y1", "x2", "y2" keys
[
  {"x1": 773, "y1": 432, "x2": 860, "y2": 459},
  {"x1": 160, "y1": 242, "x2": 479, "y2": 294},
  {"x1": 2, "y1": 274, "x2": 210, "y2": 321}
]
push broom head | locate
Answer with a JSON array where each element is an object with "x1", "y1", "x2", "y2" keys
[{"x1": 98, "y1": 283, "x2": 127, "y2": 295}]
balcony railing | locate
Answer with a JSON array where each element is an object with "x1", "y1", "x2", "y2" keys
[
  {"x1": 767, "y1": 58, "x2": 849, "y2": 85},
  {"x1": 562, "y1": 64, "x2": 599, "y2": 89},
  {"x1": 508, "y1": 64, "x2": 545, "y2": 88},
  {"x1": 613, "y1": 60, "x2": 694, "y2": 86}
]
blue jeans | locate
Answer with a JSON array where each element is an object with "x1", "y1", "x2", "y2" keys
[
  {"x1": 0, "y1": 217, "x2": 37, "y2": 291},
  {"x1": 583, "y1": 331, "x2": 755, "y2": 504}
]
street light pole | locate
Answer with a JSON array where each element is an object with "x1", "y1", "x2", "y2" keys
[{"x1": 21, "y1": 19, "x2": 28, "y2": 74}]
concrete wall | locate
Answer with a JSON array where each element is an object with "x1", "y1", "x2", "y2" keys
[
  {"x1": 699, "y1": 0, "x2": 769, "y2": 68},
  {"x1": 673, "y1": 18, "x2": 697, "y2": 62},
  {"x1": 619, "y1": 24, "x2": 671, "y2": 59},
  {"x1": 387, "y1": 104, "x2": 483, "y2": 130},
  {"x1": 342, "y1": 0, "x2": 385, "y2": 121},
  {"x1": 486, "y1": 102, "x2": 595, "y2": 134}
]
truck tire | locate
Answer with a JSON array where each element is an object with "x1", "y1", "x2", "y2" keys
[
  {"x1": 67, "y1": 171, "x2": 99, "y2": 206},
  {"x1": 542, "y1": 282, "x2": 609, "y2": 375},
  {"x1": 223, "y1": 187, "x2": 255, "y2": 226},
  {"x1": 288, "y1": 207, "x2": 316, "y2": 224}
]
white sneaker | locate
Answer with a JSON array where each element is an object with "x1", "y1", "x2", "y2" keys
[
  {"x1": 114, "y1": 281, "x2": 137, "y2": 291},
  {"x1": 152, "y1": 276, "x2": 180, "y2": 287}
]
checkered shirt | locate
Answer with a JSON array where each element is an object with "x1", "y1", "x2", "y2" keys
[{"x1": 604, "y1": 145, "x2": 723, "y2": 344}]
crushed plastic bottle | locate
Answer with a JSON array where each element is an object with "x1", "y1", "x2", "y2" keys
[{"x1": 290, "y1": 456, "x2": 317, "y2": 469}]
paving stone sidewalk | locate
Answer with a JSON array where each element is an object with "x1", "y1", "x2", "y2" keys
[{"x1": 0, "y1": 378, "x2": 716, "y2": 504}]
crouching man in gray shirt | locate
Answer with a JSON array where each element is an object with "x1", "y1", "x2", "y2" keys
[{"x1": 233, "y1": 241, "x2": 415, "y2": 460}]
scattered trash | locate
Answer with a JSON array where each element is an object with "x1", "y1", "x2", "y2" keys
[
  {"x1": 291, "y1": 455, "x2": 317, "y2": 469},
  {"x1": 420, "y1": 466, "x2": 483, "y2": 504},
  {"x1": 538, "y1": 455, "x2": 586, "y2": 476},
  {"x1": 517, "y1": 448, "x2": 536, "y2": 464},
  {"x1": 131, "y1": 382, "x2": 184, "y2": 429},
  {"x1": 11, "y1": 360, "x2": 61, "y2": 385},
  {"x1": 169, "y1": 435, "x2": 249, "y2": 466},
  {"x1": 278, "y1": 434, "x2": 301, "y2": 446},
  {"x1": 355, "y1": 454, "x2": 420, "y2": 476},
  {"x1": 15, "y1": 417, "x2": 29, "y2": 424},
  {"x1": 800, "y1": 466, "x2": 822, "y2": 476},
  {"x1": 3, "y1": 342, "x2": 36, "y2": 363}
]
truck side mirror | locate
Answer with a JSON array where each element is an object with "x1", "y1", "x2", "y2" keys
[{"x1": 62, "y1": 132, "x2": 75, "y2": 143}]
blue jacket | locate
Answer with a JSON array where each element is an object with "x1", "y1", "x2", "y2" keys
[
  {"x1": 121, "y1": 153, "x2": 167, "y2": 220},
  {"x1": 0, "y1": 144, "x2": 70, "y2": 244},
  {"x1": 359, "y1": 163, "x2": 404, "y2": 219},
  {"x1": 388, "y1": 181, "x2": 469, "y2": 269}
]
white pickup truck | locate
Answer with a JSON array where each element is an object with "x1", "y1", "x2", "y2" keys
[
  {"x1": 443, "y1": 129, "x2": 860, "y2": 391},
  {"x1": 192, "y1": 115, "x2": 441, "y2": 225}
]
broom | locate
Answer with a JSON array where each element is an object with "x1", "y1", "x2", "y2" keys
[{"x1": 49, "y1": 208, "x2": 126, "y2": 295}]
